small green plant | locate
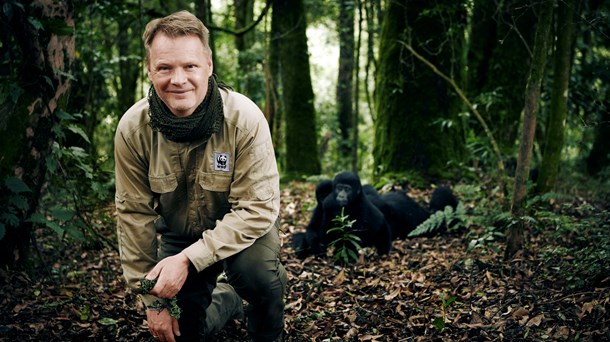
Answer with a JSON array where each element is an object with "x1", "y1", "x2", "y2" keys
[
  {"x1": 409, "y1": 202, "x2": 466, "y2": 238},
  {"x1": 140, "y1": 278, "x2": 182, "y2": 319},
  {"x1": 327, "y1": 208, "x2": 362, "y2": 264},
  {"x1": 432, "y1": 293, "x2": 457, "y2": 331}
]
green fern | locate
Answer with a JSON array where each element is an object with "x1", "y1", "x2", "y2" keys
[{"x1": 409, "y1": 202, "x2": 465, "y2": 237}]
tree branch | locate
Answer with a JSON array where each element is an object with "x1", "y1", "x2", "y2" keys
[
  {"x1": 400, "y1": 42, "x2": 505, "y2": 175},
  {"x1": 208, "y1": 0, "x2": 272, "y2": 36}
]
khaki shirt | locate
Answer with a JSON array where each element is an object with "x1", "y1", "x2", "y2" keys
[{"x1": 114, "y1": 89, "x2": 280, "y2": 307}]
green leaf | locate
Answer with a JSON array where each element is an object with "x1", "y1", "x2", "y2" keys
[
  {"x1": 0, "y1": 222, "x2": 5, "y2": 240},
  {"x1": 9, "y1": 84, "x2": 23, "y2": 104},
  {"x1": 46, "y1": 221, "x2": 64, "y2": 236},
  {"x1": 55, "y1": 109, "x2": 76, "y2": 120},
  {"x1": 28, "y1": 17, "x2": 43, "y2": 31},
  {"x1": 67, "y1": 125, "x2": 91, "y2": 143},
  {"x1": 10, "y1": 195, "x2": 29, "y2": 211},
  {"x1": 5, "y1": 177, "x2": 31, "y2": 193},
  {"x1": 443, "y1": 296, "x2": 457, "y2": 308},
  {"x1": 50, "y1": 208, "x2": 74, "y2": 221},
  {"x1": 432, "y1": 316, "x2": 445, "y2": 331},
  {"x1": 69, "y1": 146, "x2": 89, "y2": 158},
  {"x1": 40, "y1": 18, "x2": 74, "y2": 36},
  {"x1": 98, "y1": 317, "x2": 118, "y2": 326},
  {"x1": 80, "y1": 304, "x2": 90, "y2": 321},
  {"x1": 1, "y1": 213, "x2": 20, "y2": 226},
  {"x1": 63, "y1": 225, "x2": 85, "y2": 240},
  {"x1": 28, "y1": 212, "x2": 46, "y2": 224}
]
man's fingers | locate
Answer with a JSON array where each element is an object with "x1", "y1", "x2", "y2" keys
[
  {"x1": 162, "y1": 330, "x2": 176, "y2": 342},
  {"x1": 146, "y1": 263, "x2": 162, "y2": 280},
  {"x1": 172, "y1": 318, "x2": 181, "y2": 337}
]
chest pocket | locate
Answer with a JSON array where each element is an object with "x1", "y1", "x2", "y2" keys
[
  {"x1": 198, "y1": 171, "x2": 232, "y2": 223},
  {"x1": 148, "y1": 173, "x2": 178, "y2": 214},
  {"x1": 149, "y1": 174, "x2": 178, "y2": 193}
]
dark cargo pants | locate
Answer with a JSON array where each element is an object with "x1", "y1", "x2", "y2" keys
[{"x1": 159, "y1": 221, "x2": 287, "y2": 341}]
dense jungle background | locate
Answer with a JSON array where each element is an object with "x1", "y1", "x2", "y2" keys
[{"x1": 0, "y1": 0, "x2": 609, "y2": 341}]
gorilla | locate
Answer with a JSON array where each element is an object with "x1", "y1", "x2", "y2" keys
[
  {"x1": 376, "y1": 190, "x2": 431, "y2": 239},
  {"x1": 374, "y1": 186, "x2": 459, "y2": 239},
  {"x1": 293, "y1": 179, "x2": 332, "y2": 259},
  {"x1": 429, "y1": 186, "x2": 459, "y2": 213},
  {"x1": 293, "y1": 172, "x2": 392, "y2": 259}
]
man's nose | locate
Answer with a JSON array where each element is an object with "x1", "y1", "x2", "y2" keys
[{"x1": 171, "y1": 68, "x2": 187, "y2": 84}]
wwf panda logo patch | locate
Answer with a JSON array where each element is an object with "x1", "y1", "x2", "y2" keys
[{"x1": 214, "y1": 152, "x2": 230, "y2": 171}]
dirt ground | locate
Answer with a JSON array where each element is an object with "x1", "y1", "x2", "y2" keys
[{"x1": 0, "y1": 181, "x2": 608, "y2": 341}]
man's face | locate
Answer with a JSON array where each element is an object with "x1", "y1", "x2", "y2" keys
[{"x1": 147, "y1": 33, "x2": 213, "y2": 117}]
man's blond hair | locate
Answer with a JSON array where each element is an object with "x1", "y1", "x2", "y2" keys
[{"x1": 143, "y1": 10, "x2": 212, "y2": 64}]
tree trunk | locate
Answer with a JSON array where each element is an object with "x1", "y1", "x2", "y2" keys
[
  {"x1": 363, "y1": 0, "x2": 379, "y2": 122},
  {"x1": 115, "y1": 18, "x2": 140, "y2": 118},
  {"x1": 273, "y1": 0, "x2": 321, "y2": 176},
  {"x1": 235, "y1": 0, "x2": 260, "y2": 102},
  {"x1": 337, "y1": 0, "x2": 355, "y2": 170},
  {"x1": 0, "y1": 0, "x2": 75, "y2": 268},
  {"x1": 506, "y1": 1, "x2": 554, "y2": 260},
  {"x1": 587, "y1": 114, "x2": 610, "y2": 176},
  {"x1": 196, "y1": 0, "x2": 217, "y2": 71},
  {"x1": 467, "y1": 0, "x2": 537, "y2": 154},
  {"x1": 537, "y1": 0, "x2": 575, "y2": 193},
  {"x1": 266, "y1": 1, "x2": 282, "y2": 151},
  {"x1": 373, "y1": 0, "x2": 466, "y2": 179}
]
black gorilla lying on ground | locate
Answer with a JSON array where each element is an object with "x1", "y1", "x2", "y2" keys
[
  {"x1": 293, "y1": 172, "x2": 392, "y2": 259},
  {"x1": 380, "y1": 186, "x2": 458, "y2": 239},
  {"x1": 294, "y1": 173, "x2": 459, "y2": 260}
]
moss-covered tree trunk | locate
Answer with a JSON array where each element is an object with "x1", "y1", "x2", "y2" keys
[
  {"x1": 0, "y1": 0, "x2": 75, "y2": 268},
  {"x1": 468, "y1": 0, "x2": 537, "y2": 154},
  {"x1": 196, "y1": 0, "x2": 217, "y2": 70},
  {"x1": 266, "y1": 1, "x2": 281, "y2": 151},
  {"x1": 235, "y1": 0, "x2": 260, "y2": 103},
  {"x1": 273, "y1": 0, "x2": 321, "y2": 176},
  {"x1": 373, "y1": 0, "x2": 465, "y2": 179},
  {"x1": 506, "y1": 1, "x2": 553, "y2": 260},
  {"x1": 337, "y1": 0, "x2": 355, "y2": 170},
  {"x1": 537, "y1": 0, "x2": 575, "y2": 193}
]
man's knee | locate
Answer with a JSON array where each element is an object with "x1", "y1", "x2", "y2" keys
[{"x1": 224, "y1": 231, "x2": 286, "y2": 302}]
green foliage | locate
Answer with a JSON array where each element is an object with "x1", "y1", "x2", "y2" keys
[
  {"x1": 140, "y1": 278, "x2": 182, "y2": 319},
  {"x1": 0, "y1": 177, "x2": 32, "y2": 240},
  {"x1": 450, "y1": 184, "x2": 506, "y2": 253},
  {"x1": 327, "y1": 208, "x2": 362, "y2": 264},
  {"x1": 432, "y1": 293, "x2": 457, "y2": 331},
  {"x1": 32, "y1": 108, "x2": 114, "y2": 246},
  {"x1": 537, "y1": 202, "x2": 610, "y2": 290},
  {"x1": 408, "y1": 202, "x2": 466, "y2": 238}
]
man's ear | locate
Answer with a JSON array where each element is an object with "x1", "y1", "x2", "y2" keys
[{"x1": 208, "y1": 56, "x2": 213, "y2": 77}]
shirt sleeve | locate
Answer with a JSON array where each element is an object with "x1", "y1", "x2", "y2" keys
[
  {"x1": 182, "y1": 114, "x2": 281, "y2": 272},
  {"x1": 114, "y1": 124, "x2": 161, "y2": 308}
]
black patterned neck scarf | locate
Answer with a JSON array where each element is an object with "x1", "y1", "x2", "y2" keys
[{"x1": 148, "y1": 75, "x2": 227, "y2": 143}]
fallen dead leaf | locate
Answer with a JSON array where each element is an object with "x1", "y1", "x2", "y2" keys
[{"x1": 526, "y1": 314, "x2": 544, "y2": 327}]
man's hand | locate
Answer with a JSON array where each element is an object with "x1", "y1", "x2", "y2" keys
[
  {"x1": 146, "y1": 253, "x2": 190, "y2": 299},
  {"x1": 147, "y1": 307, "x2": 180, "y2": 342}
]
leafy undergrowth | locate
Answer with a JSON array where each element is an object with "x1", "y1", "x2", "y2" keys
[{"x1": 0, "y1": 181, "x2": 608, "y2": 341}]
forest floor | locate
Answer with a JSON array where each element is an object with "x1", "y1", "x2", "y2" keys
[{"x1": 0, "y1": 180, "x2": 608, "y2": 341}]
